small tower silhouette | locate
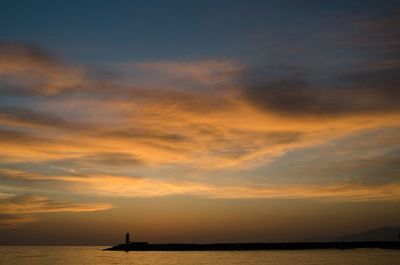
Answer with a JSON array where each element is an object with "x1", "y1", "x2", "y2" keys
[
  {"x1": 398, "y1": 228, "x2": 400, "y2": 241},
  {"x1": 125, "y1": 233, "x2": 130, "y2": 245}
]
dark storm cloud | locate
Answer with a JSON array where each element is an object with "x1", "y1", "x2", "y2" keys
[
  {"x1": 241, "y1": 71, "x2": 400, "y2": 117},
  {"x1": 239, "y1": 11, "x2": 400, "y2": 118}
]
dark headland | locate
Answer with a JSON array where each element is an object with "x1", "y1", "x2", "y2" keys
[
  {"x1": 104, "y1": 232, "x2": 400, "y2": 251},
  {"x1": 104, "y1": 241, "x2": 400, "y2": 251}
]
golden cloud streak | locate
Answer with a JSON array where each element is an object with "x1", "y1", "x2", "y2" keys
[
  {"x1": 0, "y1": 194, "x2": 113, "y2": 214},
  {"x1": 1, "y1": 96, "x2": 399, "y2": 168},
  {"x1": 0, "y1": 215, "x2": 37, "y2": 228},
  {"x1": 0, "y1": 193, "x2": 112, "y2": 228},
  {"x1": 10, "y1": 172, "x2": 400, "y2": 201}
]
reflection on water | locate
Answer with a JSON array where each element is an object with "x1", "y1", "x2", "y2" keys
[{"x1": 0, "y1": 246, "x2": 399, "y2": 265}]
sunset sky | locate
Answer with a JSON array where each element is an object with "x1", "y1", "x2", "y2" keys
[{"x1": 1, "y1": 0, "x2": 400, "y2": 245}]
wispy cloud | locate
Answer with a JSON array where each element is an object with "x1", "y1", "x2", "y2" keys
[
  {"x1": 70, "y1": 176, "x2": 400, "y2": 201},
  {"x1": 0, "y1": 214, "x2": 37, "y2": 228},
  {"x1": 0, "y1": 194, "x2": 113, "y2": 214},
  {"x1": 2, "y1": 171, "x2": 400, "y2": 201},
  {"x1": 0, "y1": 194, "x2": 112, "y2": 228},
  {"x1": 0, "y1": 42, "x2": 87, "y2": 95},
  {"x1": 0, "y1": 36, "x2": 399, "y2": 205}
]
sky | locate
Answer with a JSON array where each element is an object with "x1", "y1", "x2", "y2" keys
[{"x1": 0, "y1": 0, "x2": 399, "y2": 245}]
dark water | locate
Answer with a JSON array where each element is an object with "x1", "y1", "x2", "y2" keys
[{"x1": 0, "y1": 246, "x2": 399, "y2": 265}]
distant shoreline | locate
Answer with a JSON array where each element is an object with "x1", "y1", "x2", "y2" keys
[{"x1": 104, "y1": 241, "x2": 400, "y2": 251}]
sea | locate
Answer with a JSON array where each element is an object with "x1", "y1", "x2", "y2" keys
[{"x1": 0, "y1": 246, "x2": 399, "y2": 265}]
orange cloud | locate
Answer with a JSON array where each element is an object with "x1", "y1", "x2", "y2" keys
[
  {"x1": 0, "y1": 193, "x2": 112, "y2": 228},
  {"x1": 0, "y1": 43, "x2": 87, "y2": 95},
  {"x1": 4, "y1": 172, "x2": 400, "y2": 201},
  {"x1": 0, "y1": 194, "x2": 113, "y2": 214},
  {"x1": 0, "y1": 42, "x2": 399, "y2": 207}
]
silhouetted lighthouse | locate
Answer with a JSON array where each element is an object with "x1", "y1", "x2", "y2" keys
[{"x1": 125, "y1": 233, "x2": 130, "y2": 245}]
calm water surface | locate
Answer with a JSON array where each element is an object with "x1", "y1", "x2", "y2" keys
[{"x1": 0, "y1": 246, "x2": 399, "y2": 265}]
